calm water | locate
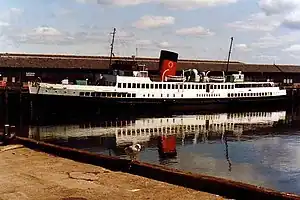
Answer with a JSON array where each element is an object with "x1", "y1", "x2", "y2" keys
[{"x1": 24, "y1": 107, "x2": 300, "y2": 195}]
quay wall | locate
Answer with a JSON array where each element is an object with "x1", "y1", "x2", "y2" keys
[{"x1": 16, "y1": 136, "x2": 300, "y2": 200}]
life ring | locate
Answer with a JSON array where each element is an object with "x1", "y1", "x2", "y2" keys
[{"x1": 168, "y1": 61, "x2": 174, "y2": 69}]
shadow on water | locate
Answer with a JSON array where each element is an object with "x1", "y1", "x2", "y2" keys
[{"x1": 2, "y1": 93, "x2": 300, "y2": 195}]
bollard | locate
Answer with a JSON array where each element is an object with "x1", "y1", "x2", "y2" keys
[
  {"x1": 0, "y1": 124, "x2": 9, "y2": 146},
  {"x1": 1, "y1": 124, "x2": 16, "y2": 145},
  {"x1": 0, "y1": 130, "x2": 4, "y2": 145},
  {"x1": 4, "y1": 124, "x2": 9, "y2": 136},
  {"x1": 9, "y1": 125, "x2": 16, "y2": 140}
]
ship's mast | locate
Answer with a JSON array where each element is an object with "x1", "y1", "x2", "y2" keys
[
  {"x1": 225, "y1": 37, "x2": 234, "y2": 74},
  {"x1": 109, "y1": 28, "x2": 116, "y2": 67}
]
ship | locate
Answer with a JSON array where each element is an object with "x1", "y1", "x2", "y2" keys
[{"x1": 28, "y1": 49, "x2": 287, "y2": 111}]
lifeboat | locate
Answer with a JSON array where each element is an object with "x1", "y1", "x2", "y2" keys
[{"x1": 165, "y1": 75, "x2": 186, "y2": 82}]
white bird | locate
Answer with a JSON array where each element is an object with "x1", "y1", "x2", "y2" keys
[{"x1": 124, "y1": 144, "x2": 142, "y2": 161}]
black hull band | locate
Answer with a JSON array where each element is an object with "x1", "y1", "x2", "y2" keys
[{"x1": 30, "y1": 94, "x2": 289, "y2": 111}]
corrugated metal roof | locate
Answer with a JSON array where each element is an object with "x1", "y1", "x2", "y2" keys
[{"x1": 0, "y1": 53, "x2": 298, "y2": 73}]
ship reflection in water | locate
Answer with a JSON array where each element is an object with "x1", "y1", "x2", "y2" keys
[{"x1": 28, "y1": 110, "x2": 300, "y2": 194}]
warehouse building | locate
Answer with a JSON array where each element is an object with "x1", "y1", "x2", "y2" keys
[{"x1": 0, "y1": 53, "x2": 299, "y2": 87}]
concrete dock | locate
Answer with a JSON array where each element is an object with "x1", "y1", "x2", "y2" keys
[{"x1": 0, "y1": 145, "x2": 224, "y2": 200}]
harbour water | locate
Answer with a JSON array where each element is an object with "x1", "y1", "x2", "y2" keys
[{"x1": 20, "y1": 105, "x2": 300, "y2": 195}]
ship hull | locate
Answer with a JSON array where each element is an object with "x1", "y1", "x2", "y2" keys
[{"x1": 29, "y1": 94, "x2": 290, "y2": 118}]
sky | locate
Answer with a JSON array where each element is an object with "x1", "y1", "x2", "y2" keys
[{"x1": 1, "y1": 0, "x2": 300, "y2": 64}]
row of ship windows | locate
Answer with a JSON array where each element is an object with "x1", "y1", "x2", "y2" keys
[
  {"x1": 197, "y1": 94, "x2": 220, "y2": 97},
  {"x1": 117, "y1": 83, "x2": 274, "y2": 90},
  {"x1": 79, "y1": 91, "x2": 273, "y2": 98},
  {"x1": 79, "y1": 92, "x2": 181, "y2": 98},
  {"x1": 80, "y1": 115, "x2": 271, "y2": 129},
  {"x1": 235, "y1": 83, "x2": 273, "y2": 88},
  {"x1": 118, "y1": 82, "x2": 235, "y2": 90},
  {"x1": 143, "y1": 94, "x2": 182, "y2": 97},
  {"x1": 116, "y1": 123, "x2": 236, "y2": 136},
  {"x1": 84, "y1": 119, "x2": 272, "y2": 131},
  {"x1": 79, "y1": 92, "x2": 207, "y2": 98},
  {"x1": 116, "y1": 123, "x2": 273, "y2": 136},
  {"x1": 227, "y1": 92, "x2": 272, "y2": 97},
  {"x1": 101, "y1": 111, "x2": 272, "y2": 127},
  {"x1": 79, "y1": 92, "x2": 136, "y2": 98},
  {"x1": 130, "y1": 112, "x2": 270, "y2": 124},
  {"x1": 78, "y1": 112, "x2": 270, "y2": 129},
  {"x1": 45, "y1": 90, "x2": 73, "y2": 94},
  {"x1": 45, "y1": 90, "x2": 167, "y2": 99},
  {"x1": 227, "y1": 112, "x2": 271, "y2": 118}
]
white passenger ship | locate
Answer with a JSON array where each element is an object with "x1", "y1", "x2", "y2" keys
[
  {"x1": 28, "y1": 50, "x2": 287, "y2": 109},
  {"x1": 28, "y1": 69, "x2": 287, "y2": 106}
]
